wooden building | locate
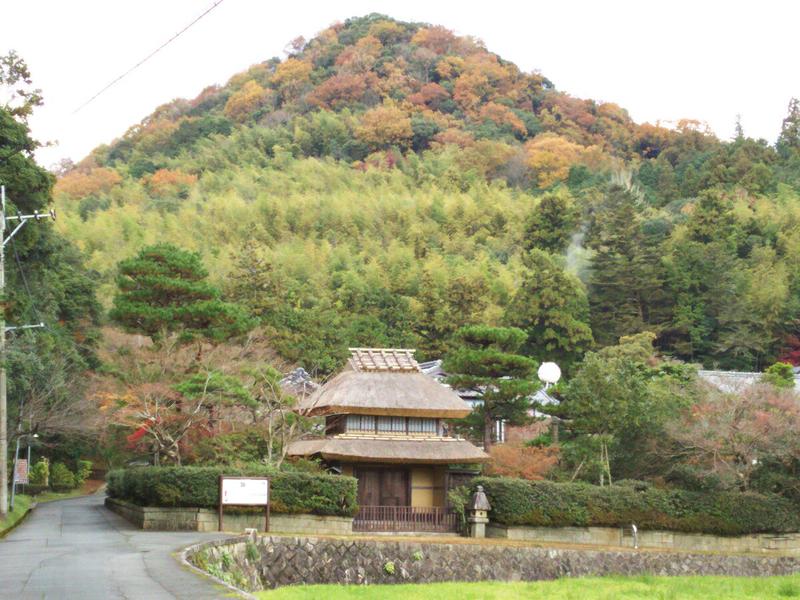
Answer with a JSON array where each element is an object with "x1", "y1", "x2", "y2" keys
[{"x1": 287, "y1": 348, "x2": 488, "y2": 531}]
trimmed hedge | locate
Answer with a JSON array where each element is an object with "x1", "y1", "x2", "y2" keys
[
  {"x1": 106, "y1": 466, "x2": 357, "y2": 517},
  {"x1": 472, "y1": 477, "x2": 800, "y2": 536}
]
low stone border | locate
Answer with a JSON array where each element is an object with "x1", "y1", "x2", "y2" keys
[
  {"x1": 179, "y1": 536, "x2": 257, "y2": 600},
  {"x1": 488, "y1": 524, "x2": 800, "y2": 555},
  {"x1": 105, "y1": 497, "x2": 353, "y2": 534},
  {"x1": 185, "y1": 534, "x2": 800, "y2": 593}
]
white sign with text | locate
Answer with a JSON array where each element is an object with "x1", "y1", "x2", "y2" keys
[{"x1": 221, "y1": 477, "x2": 269, "y2": 506}]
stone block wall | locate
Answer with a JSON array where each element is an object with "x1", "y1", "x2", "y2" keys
[
  {"x1": 187, "y1": 534, "x2": 800, "y2": 593},
  {"x1": 487, "y1": 524, "x2": 800, "y2": 555},
  {"x1": 105, "y1": 497, "x2": 353, "y2": 535}
]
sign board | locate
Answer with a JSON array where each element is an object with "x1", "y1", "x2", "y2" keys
[
  {"x1": 218, "y1": 476, "x2": 270, "y2": 532},
  {"x1": 14, "y1": 459, "x2": 28, "y2": 484},
  {"x1": 221, "y1": 477, "x2": 269, "y2": 506}
]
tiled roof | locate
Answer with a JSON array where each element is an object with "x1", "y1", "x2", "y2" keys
[{"x1": 348, "y1": 348, "x2": 420, "y2": 372}]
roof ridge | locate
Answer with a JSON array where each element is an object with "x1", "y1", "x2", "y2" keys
[{"x1": 348, "y1": 347, "x2": 420, "y2": 372}]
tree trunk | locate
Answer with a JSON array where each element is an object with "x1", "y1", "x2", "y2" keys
[{"x1": 483, "y1": 410, "x2": 493, "y2": 452}]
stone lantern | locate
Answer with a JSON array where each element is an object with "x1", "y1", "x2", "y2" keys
[{"x1": 468, "y1": 485, "x2": 491, "y2": 538}]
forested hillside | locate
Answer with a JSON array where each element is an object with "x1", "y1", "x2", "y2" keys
[{"x1": 53, "y1": 14, "x2": 800, "y2": 374}]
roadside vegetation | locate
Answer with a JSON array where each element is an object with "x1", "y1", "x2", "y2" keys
[
  {"x1": 0, "y1": 495, "x2": 32, "y2": 536},
  {"x1": 255, "y1": 575, "x2": 800, "y2": 599}
]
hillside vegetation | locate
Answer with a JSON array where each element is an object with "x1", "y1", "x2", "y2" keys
[{"x1": 53, "y1": 14, "x2": 800, "y2": 374}]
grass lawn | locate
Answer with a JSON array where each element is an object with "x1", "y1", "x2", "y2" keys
[
  {"x1": 0, "y1": 494, "x2": 32, "y2": 537},
  {"x1": 255, "y1": 575, "x2": 800, "y2": 599}
]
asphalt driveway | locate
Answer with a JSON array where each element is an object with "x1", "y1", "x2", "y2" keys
[{"x1": 0, "y1": 493, "x2": 230, "y2": 599}]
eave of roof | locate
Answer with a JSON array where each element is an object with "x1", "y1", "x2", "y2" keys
[{"x1": 287, "y1": 437, "x2": 489, "y2": 464}]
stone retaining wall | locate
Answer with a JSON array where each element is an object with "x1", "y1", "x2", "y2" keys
[
  {"x1": 186, "y1": 534, "x2": 800, "y2": 593},
  {"x1": 487, "y1": 524, "x2": 800, "y2": 555},
  {"x1": 104, "y1": 497, "x2": 353, "y2": 535}
]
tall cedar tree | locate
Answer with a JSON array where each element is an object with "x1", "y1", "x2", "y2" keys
[
  {"x1": 443, "y1": 325, "x2": 537, "y2": 450},
  {"x1": 505, "y1": 249, "x2": 593, "y2": 370},
  {"x1": 522, "y1": 189, "x2": 579, "y2": 254},
  {"x1": 587, "y1": 184, "x2": 671, "y2": 346},
  {"x1": 110, "y1": 244, "x2": 253, "y2": 347}
]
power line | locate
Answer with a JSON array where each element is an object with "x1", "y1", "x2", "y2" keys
[
  {"x1": 11, "y1": 240, "x2": 43, "y2": 327},
  {"x1": 73, "y1": 0, "x2": 227, "y2": 114}
]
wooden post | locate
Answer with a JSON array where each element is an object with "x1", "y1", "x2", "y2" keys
[
  {"x1": 265, "y1": 498, "x2": 270, "y2": 532},
  {"x1": 218, "y1": 475, "x2": 224, "y2": 532}
]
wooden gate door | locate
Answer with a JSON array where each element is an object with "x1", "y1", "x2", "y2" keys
[
  {"x1": 380, "y1": 469, "x2": 408, "y2": 506},
  {"x1": 355, "y1": 467, "x2": 409, "y2": 506},
  {"x1": 356, "y1": 468, "x2": 381, "y2": 507}
]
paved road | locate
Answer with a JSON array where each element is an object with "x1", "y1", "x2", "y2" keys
[{"x1": 0, "y1": 494, "x2": 231, "y2": 600}]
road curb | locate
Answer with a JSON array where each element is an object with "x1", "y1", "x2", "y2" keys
[{"x1": 178, "y1": 537, "x2": 257, "y2": 600}]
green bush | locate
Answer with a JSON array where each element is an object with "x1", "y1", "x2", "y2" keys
[
  {"x1": 28, "y1": 459, "x2": 49, "y2": 486},
  {"x1": 75, "y1": 460, "x2": 93, "y2": 485},
  {"x1": 106, "y1": 466, "x2": 358, "y2": 517},
  {"x1": 50, "y1": 463, "x2": 77, "y2": 492},
  {"x1": 472, "y1": 476, "x2": 800, "y2": 536},
  {"x1": 763, "y1": 362, "x2": 796, "y2": 388}
]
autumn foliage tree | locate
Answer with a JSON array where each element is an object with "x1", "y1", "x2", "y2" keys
[
  {"x1": 224, "y1": 80, "x2": 270, "y2": 122},
  {"x1": 54, "y1": 167, "x2": 122, "y2": 198},
  {"x1": 665, "y1": 384, "x2": 800, "y2": 490},
  {"x1": 144, "y1": 168, "x2": 197, "y2": 198},
  {"x1": 484, "y1": 443, "x2": 559, "y2": 480},
  {"x1": 356, "y1": 103, "x2": 413, "y2": 150}
]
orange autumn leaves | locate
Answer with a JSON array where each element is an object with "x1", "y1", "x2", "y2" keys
[
  {"x1": 56, "y1": 167, "x2": 197, "y2": 200},
  {"x1": 525, "y1": 133, "x2": 608, "y2": 188},
  {"x1": 485, "y1": 442, "x2": 560, "y2": 480},
  {"x1": 55, "y1": 167, "x2": 122, "y2": 198}
]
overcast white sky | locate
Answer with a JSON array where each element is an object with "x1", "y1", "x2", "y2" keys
[{"x1": 2, "y1": 0, "x2": 798, "y2": 168}]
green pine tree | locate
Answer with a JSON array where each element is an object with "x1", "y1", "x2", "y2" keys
[
  {"x1": 110, "y1": 243, "x2": 254, "y2": 347},
  {"x1": 443, "y1": 325, "x2": 537, "y2": 450}
]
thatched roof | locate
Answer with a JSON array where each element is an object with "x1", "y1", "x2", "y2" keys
[
  {"x1": 287, "y1": 437, "x2": 489, "y2": 464},
  {"x1": 298, "y1": 348, "x2": 472, "y2": 418}
]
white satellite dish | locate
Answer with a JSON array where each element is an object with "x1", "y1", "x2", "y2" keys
[{"x1": 538, "y1": 362, "x2": 561, "y2": 385}]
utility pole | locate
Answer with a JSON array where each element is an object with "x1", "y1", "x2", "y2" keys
[
  {"x1": 0, "y1": 185, "x2": 5, "y2": 520},
  {"x1": 0, "y1": 185, "x2": 53, "y2": 520}
]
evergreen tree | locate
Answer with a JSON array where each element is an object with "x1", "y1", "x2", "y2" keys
[
  {"x1": 443, "y1": 325, "x2": 537, "y2": 450},
  {"x1": 521, "y1": 189, "x2": 579, "y2": 254},
  {"x1": 587, "y1": 184, "x2": 670, "y2": 346},
  {"x1": 110, "y1": 244, "x2": 253, "y2": 346},
  {"x1": 0, "y1": 53, "x2": 101, "y2": 447},
  {"x1": 504, "y1": 249, "x2": 593, "y2": 370},
  {"x1": 777, "y1": 97, "x2": 800, "y2": 158}
]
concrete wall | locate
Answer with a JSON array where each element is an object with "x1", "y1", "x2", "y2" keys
[
  {"x1": 187, "y1": 534, "x2": 800, "y2": 593},
  {"x1": 487, "y1": 524, "x2": 800, "y2": 555},
  {"x1": 105, "y1": 497, "x2": 353, "y2": 535}
]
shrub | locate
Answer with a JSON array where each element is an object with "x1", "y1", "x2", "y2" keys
[
  {"x1": 50, "y1": 463, "x2": 77, "y2": 492},
  {"x1": 471, "y1": 476, "x2": 800, "y2": 536},
  {"x1": 106, "y1": 466, "x2": 357, "y2": 517},
  {"x1": 29, "y1": 459, "x2": 49, "y2": 486},
  {"x1": 763, "y1": 362, "x2": 796, "y2": 388},
  {"x1": 75, "y1": 460, "x2": 93, "y2": 485}
]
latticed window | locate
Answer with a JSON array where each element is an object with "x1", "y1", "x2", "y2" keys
[
  {"x1": 346, "y1": 414, "x2": 375, "y2": 432},
  {"x1": 407, "y1": 418, "x2": 437, "y2": 434},
  {"x1": 377, "y1": 416, "x2": 406, "y2": 433}
]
